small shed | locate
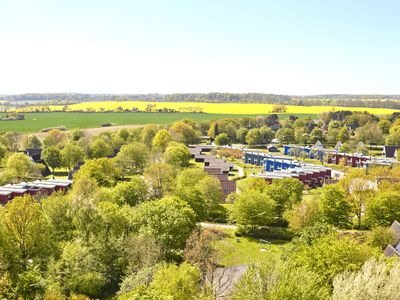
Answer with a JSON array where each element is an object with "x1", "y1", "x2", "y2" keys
[{"x1": 267, "y1": 145, "x2": 278, "y2": 152}]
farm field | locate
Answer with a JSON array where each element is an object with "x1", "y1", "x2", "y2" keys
[
  {"x1": 0, "y1": 112, "x2": 315, "y2": 133},
  {"x1": 9, "y1": 100, "x2": 400, "y2": 115}
]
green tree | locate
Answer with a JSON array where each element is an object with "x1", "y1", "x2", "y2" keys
[
  {"x1": 236, "y1": 128, "x2": 249, "y2": 144},
  {"x1": 366, "y1": 191, "x2": 400, "y2": 227},
  {"x1": 42, "y1": 192, "x2": 74, "y2": 243},
  {"x1": 89, "y1": 138, "x2": 114, "y2": 158},
  {"x1": 266, "y1": 178, "x2": 303, "y2": 222},
  {"x1": 24, "y1": 135, "x2": 42, "y2": 149},
  {"x1": 385, "y1": 126, "x2": 400, "y2": 145},
  {"x1": 69, "y1": 129, "x2": 84, "y2": 141},
  {"x1": 150, "y1": 263, "x2": 200, "y2": 300},
  {"x1": 233, "y1": 257, "x2": 329, "y2": 300},
  {"x1": 141, "y1": 124, "x2": 158, "y2": 147},
  {"x1": 366, "y1": 226, "x2": 395, "y2": 249},
  {"x1": 275, "y1": 128, "x2": 295, "y2": 144},
  {"x1": 169, "y1": 121, "x2": 199, "y2": 145},
  {"x1": 152, "y1": 129, "x2": 172, "y2": 152},
  {"x1": 144, "y1": 163, "x2": 176, "y2": 199},
  {"x1": 320, "y1": 185, "x2": 351, "y2": 227},
  {"x1": 207, "y1": 121, "x2": 219, "y2": 139},
  {"x1": 0, "y1": 144, "x2": 7, "y2": 161},
  {"x1": 115, "y1": 142, "x2": 149, "y2": 175},
  {"x1": 42, "y1": 146, "x2": 63, "y2": 173},
  {"x1": 295, "y1": 128, "x2": 310, "y2": 144},
  {"x1": 260, "y1": 126, "x2": 275, "y2": 144},
  {"x1": 214, "y1": 133, "x2": 230, "y2": 146},
  {"x1": 339, "y1": 170, "x2": 374, "y2": 228},
  {"x1": 118, "y1": 128, "x2": 130, "y2": 141},
  {"x1": 163, "y1": 143, "x2": 191, "y2": 169},
  {"x1": 229, "y1": 191, "x2": 276, "y2": 231},
  {"x1": 175, "y1": 169, "x2": 223, "y2": 220},
  {"x1": 310, "y1": 128, "x2": 325, "y2": 144},
  {"x1": 47, "y1": 241, "x2": 107, "y2": 298},
  {"x1": 43, "y1": 129, "x2": 67, "y2": 148},
  {"x1": 337, "y1": 127, "x2": 350, "y2": 143},
  {"x1": 4, "y1": 153, "x2": 40, "y2": 182},
  {"x1": 292, "y1": 233, "x2": 371, "y2": 286},
  {"x1": 285, "y1": 197, "x2": 323, "y2": 233},
  {"x1": 354, "y1": 123, "x2": 384, "y2": 145},
  {"x1": 1, "y1": 131, "x2": 20, "y2": 151},
  {"x1": 245, "y1": 128, "x2": 262, "y2": 146},
  {"x1": 132, "y1": 197, "x2": 196, "y2": 253},
  {"x1": 61, "y1": 143, "x2": 84, "y2": 172},
  {"x1": 378, "y1": 119, "x2": 391, "y2": 135},
  {"x1": 3, "y1": 195, "x2": 54, "y2": 270},
  {"x1": 113, "y1": 177, "x2": 149, "y2": 206},
  {"x1": 74, "y1": 158, "x2": 120, "y2": 187}
]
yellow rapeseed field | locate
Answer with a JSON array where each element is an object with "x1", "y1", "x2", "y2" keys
[{"x1": 21, "y1": 101, "x2": 400, "y2": 115}]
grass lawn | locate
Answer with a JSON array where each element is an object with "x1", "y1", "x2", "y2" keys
[
  {"x1": 214, "y1": 228, "x2": 287, "y2": 267},
  {"x1": 0, "y1": 112, "x2": 317, "y2": 133}
]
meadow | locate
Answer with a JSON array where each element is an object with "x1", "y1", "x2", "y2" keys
[
  {"x1": 13, "y1": 100, "x2": 400, "y2": 115},
  {"x1": 0, "y1": 112, "x2": 315, "y2": 133}
]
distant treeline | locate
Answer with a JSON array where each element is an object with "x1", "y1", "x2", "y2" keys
[{"x1": 2, "y1": 93, "x2": 400, "y2": 109}]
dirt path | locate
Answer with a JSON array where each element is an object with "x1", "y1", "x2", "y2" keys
[{"x1": 200, "y1": 222, "x2": 238, "y2": 230}]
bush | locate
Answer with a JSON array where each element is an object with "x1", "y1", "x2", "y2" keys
[
  {"x1": 366, "y1": 226, "x2": 395, "y2": 250},
  {"x1": 40, "y1": 126, "x2": 66, "y2": 132},
  {"x1": 235, "y1": 226, "x2": 294, "y2": 241},
  {"x1": 208, "y1": 205, "x2": 228, "y2": 223}
]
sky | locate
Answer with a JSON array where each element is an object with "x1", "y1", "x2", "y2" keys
[{"x1": 0, "y1": 0, "x2": 400, "y2": 95}]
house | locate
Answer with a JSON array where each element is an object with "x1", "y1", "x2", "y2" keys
[
  {"x1": 0, "y1": 179, "x2": 72, "y2": 205},
  {"x1": 391, "y1": 220, "x2": 400, "y2": 244},
  {"x1": 25, "y1": 148, "x2": 42, "y2": 161},
  {"x1": 267, "y1": 145, "x2": 278, "y2": 152},
  {"x1": 20, "y1": 148, "x2": 52, "y2": 177},
  {"x1": 383, "y1": 145, "x2": 400, "y2": 158},
  {"x1": 384, "y1": 220, "x2": 400, "y2": 257}
]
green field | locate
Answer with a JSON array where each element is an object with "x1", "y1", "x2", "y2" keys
[{"x1": 0, "y1": 112, "x2": 317, "y2": 133}]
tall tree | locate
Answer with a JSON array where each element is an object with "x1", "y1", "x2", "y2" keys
[
  {"x1": 43, "y1": 129, "x2": 67, "y2": 148},
  {"x1": 42, "y1": 146, "x2": 62, "y2": 173},
  {"x1": 152, "y1": 129, "x2": 172, "y2": 152},
  {"x1": 61, "y1": 143, "x2": 84, "y2": 172},
  {"x1": 144, "y1": 163, "x2": 176, "y2": 199},
  {"x1": 163, "y1": 143, "x2": 191, "y2": 169},
  {"x1": 132, "y1": 196, "x2": 196, "y2": 253},
  {"x1": 229, "y1": 191, "x2": 276, "y2": 231},
  {"x1": 115, "y1": 142, "x2": 149, "y2": 175},
  {"x1": 320, "y1": 185, "x2": 351, "y2": 227}
]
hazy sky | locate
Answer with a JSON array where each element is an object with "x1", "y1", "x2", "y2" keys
[{"x1": 1, "y1": 0, "x2": 400, "y2": 95}]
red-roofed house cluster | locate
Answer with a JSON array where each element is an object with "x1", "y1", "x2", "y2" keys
[{"x1": 0, "y1": 179, "x2": 72, "y2": 205}]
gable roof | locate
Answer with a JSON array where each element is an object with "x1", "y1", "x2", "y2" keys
[
  {"x1": 384, "y1": 244, "x2": 400, "y2": 257},
  {"x1": 391, "y1": 220, "x2": 400, "y2": 244}
]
